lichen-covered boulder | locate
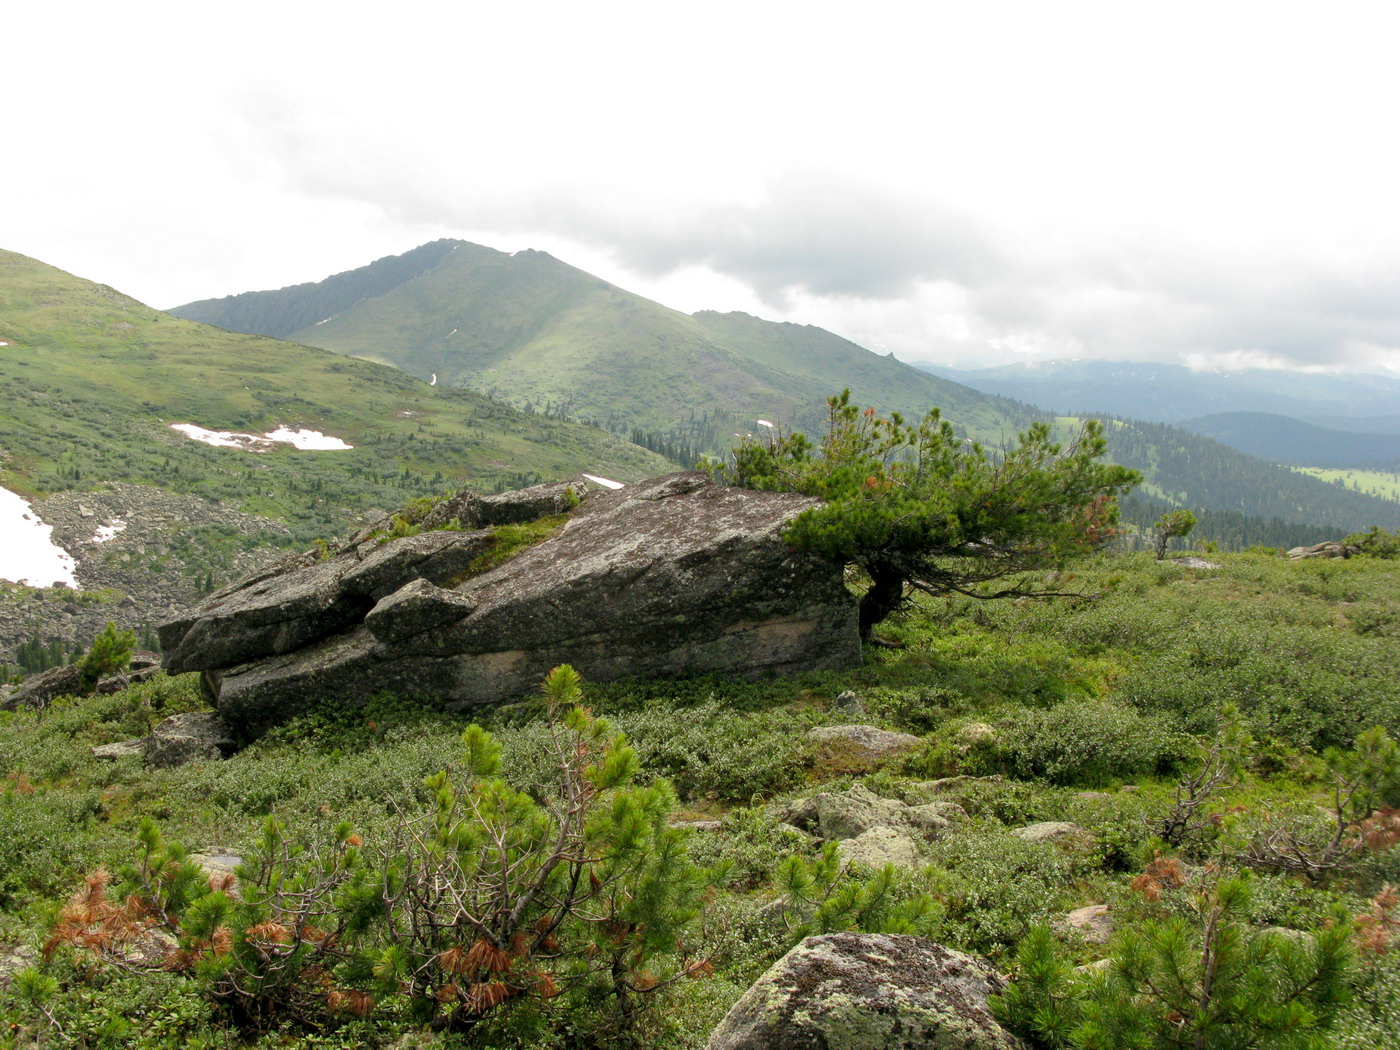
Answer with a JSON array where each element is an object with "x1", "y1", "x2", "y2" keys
[
  {"x1": 162, "y1": 473, "x2": 861, "y2": 741},
  {"x1": 837, "y1": 825, "x2": 923, "y2": 870},
  {"x1": 142, "y1": 712, "x2": 236, "y2": 768},
  {"x1": 808, "y1": 724, "x2": 923, "y2": 770},
  {"x1": 778, "y1": 783, "x2": 960, "y2": 844},
  {"x1": 1012, "y1": 821, "x2": 1090, "y2": 847},
  {"x1": 706, "y1": 932, "x2": 1025, "y2": 1050}
]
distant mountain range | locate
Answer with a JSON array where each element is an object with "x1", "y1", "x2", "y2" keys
[
  {"x1": 1177, "y1": 413, "x2": 1400, "y2": 470},
  {"x1": 171, "y1": 239, "x2": 1034, "y2": 444},
  {"x1": 916, "y1": 359, "x2": 1400, "y2": 425},
  {"x1": 170, "y1": 240, "x2": 1400, "y2": 539}
]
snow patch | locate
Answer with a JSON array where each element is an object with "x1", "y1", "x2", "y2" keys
[
  {"x1": 314, "y1": 315, "x2": 337, "y2": 326},
  {"x1": 263, "y1": 427, "x2": 354, "y2": 450},
  {"x1": 92, "y1": 519, "x2": 126, "y2": 544},
  {"x1": 0, "y1": 486, "x2": 79, "y2": 588},
  {"x1": 171, "y1": 423, "x2": 353, "y2": 451},
  {"x1": 582, "y1": 473, "x2": 625, "y2": 490},
  {"x1": 447, "y1": 329, "x2": 458, "y2": 338},
  {"x1": 0, "y1": 340, "x2": 9, "y2": 346},
  {"x1": 756, "y1": 419, "x2": 774, "y2": 428},
  {"x1": 430, "y1": 373, "x2": 437, "y2": 386}
]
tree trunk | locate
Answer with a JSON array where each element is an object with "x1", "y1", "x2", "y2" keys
[{"x1": 857, "y1": 565, "x2": 906, "y2": 642}]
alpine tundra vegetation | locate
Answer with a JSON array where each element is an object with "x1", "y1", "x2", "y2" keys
[{"x1": 2, "y1": 527, "x2": 1399, "y2": 1048}]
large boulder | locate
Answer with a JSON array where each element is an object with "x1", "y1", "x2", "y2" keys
[
  {"x1": 161, "y1": 473, "x2": 861, "y2": 740},
  {"x1": 1287, "y1": 541, "x2": 1358, "y2": 560},
  {"x1": 706, "y1": 932, "x2": 1025, "y2": 1050}
]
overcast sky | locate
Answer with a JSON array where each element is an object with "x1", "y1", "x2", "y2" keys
[{"x1": 8, "y1": 1, "x2": 1400, "y2": 375}]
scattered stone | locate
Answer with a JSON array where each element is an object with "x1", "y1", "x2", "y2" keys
[
  {"x1": 706, "y1": 932, "x2": 1025, "y2": 1050},
  {"x1": 779, "y1": 782, "x2": 913, "y2": 841},
  {"x1": 778, "y1": 783, "x2": 960, "y2": 844},
  {"x1": 1013, "y1": 821, "x2": 1091, "y2": 846},
  {"x1": 669, "y1": 819, "x2": 724, "y2": 833},
  {"x1": 92, "y1": 739, "x2": 145, "y2": 760},
  {"x1": 0, "y1": 945, "x2": 38, "y2": 985},
  {"x1": 957, "y1": 722, "x2": 998, "y2": 744},
  {"x1": 142, "y1": 712, "x2": 236, "y2": 768},
  {"x1": 838, "y1": 825, "x2": 923, "y2": 869},
  {"x1": 1057, "y1": 904, "x2": 1113, "y2": 944},
  {"x1": 190, "y1": 851, "x2": 243, "y2": 892},
  {"x1": 911, "y1": 775, "x2": 992, "y2": 794},
  {"x1": 834, "y1": 689, "x2": 865, "y2": 715},
  {"x1": 807, "y1": 724, "x2": 921, "y2": 768},
  {"x1": 93, "y1": 664, "x2": 163, "y2": 695},
  {"x1": 1174, "y1": 556, "x2": 1221, "y2": 569},
  {"x1": 0, "y1": 664, "x2": 81, "y2": 710}
]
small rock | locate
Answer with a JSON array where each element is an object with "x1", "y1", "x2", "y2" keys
[
  {"x1": 1058, "y1": 904, "x2": 1113, "y2": 944},
  {"x1": 1175, "y1": 556, "x2": 1220, "y2": 569},
  {"x1": 957, "y1": 721, "x2": 998, "y2": 744},
  {"x1": 93, "y1": 739, "x2": 145, "y2": 760},
  {"x1": 837, "y1": 825, "x2": 922, "y2": 869},
  {"x1": 669, "y1": 819, "x2": 723, "y2": 832},
  {"x1": 1, "y1": 664, "x2": 82, "y2": 710},
  {"x1": 142, "y1": 712, "x2": 236, "y2": 768},
  {"x1": 833, "y1": 689, "x2": 865, "y2": 715},
  {"x1": 0, "y1": 945, "x2": 38, "y2": 985},
  {"x1": 1287, "y1": 541, "x2": 1357, "y2": 560},
  {"x1": 190, "y1": 851, "x2": 244, "y2": 892},
  {"x1": 807, "y1": 724, "x2": 921, "y2": 769},
  {"x1": 1013, "y1": 821, "x2": 1090, "y2": 846}
]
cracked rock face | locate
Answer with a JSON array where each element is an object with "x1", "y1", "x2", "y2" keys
[
  {"x1": 706, "y1": 933, "x2": 1025, "y2": 1050},
  {"x1": 160, "y1": 473, "x2": 861, "y2": 741}
]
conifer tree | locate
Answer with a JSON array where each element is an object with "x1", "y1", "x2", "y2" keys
[{"x1": 715, "y1": 390, "x2": 1139, "y2": 639}]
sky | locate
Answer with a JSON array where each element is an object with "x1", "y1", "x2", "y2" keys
[{"x1": 8, "y1": 1, "x2": 1400, "y2": 376}]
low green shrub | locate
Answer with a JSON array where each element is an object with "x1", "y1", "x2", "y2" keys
[{"x1": 961, "y1": 702, "x2": 1189, "y2": 787}]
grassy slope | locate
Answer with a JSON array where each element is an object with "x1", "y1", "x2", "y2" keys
[
  {"x1": 0, "y1": 250, "x2": 670, "y2": 541},
  {"x1": 1295, "y1": 467, "x2": 1400, "y2": 503}
]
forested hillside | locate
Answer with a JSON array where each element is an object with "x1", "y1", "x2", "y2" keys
[{"x1": 1177, "y1": 412, "x2": 1400, "y2": 469}]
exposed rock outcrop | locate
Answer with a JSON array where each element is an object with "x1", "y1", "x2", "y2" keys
[
  {"x1": 91, "y1": 711, "x2": 237, "y2": 768},
  {"x1": 0, "y1": 484, "x2": 291, "y2": 662},
  {"x1": 1, "y1": 653, "x2": 164, "y2": 712},
  {"x1": 706, "y1": 932, "x2": 1025, "y2": 1050},
  {"x1": 161, "y1": 473, "x2": 862, "y2": 740},
  {"x1": 1287, "y1": 541, "x2": 1358, "y2": 560}
]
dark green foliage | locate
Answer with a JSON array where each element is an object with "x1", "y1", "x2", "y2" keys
[
  {"x1": 774, "y1": 842, "x2": 940, "y2": 941},
  {"x1": 4, "y1": 551, "x2": 1400, "y2": 1048},
  {"x1": 1346, "y1": 525, "x2": 1400, "y2": 559},
  {"x1": 992, "y1": 876, "x2": 1356, "y2": 1049},
  {"x1": 715, "y1": 390, "x2": 1138, "y2": 636},
  {"x1": 960, "y1": 702, "x2": 1189, "y2": 787},
  {"x1": 76, "y1": 621, "x2": 135, "y2": 692},
  {"x1": 1152, "y1": 508, "x2": 1197, "y2": 560}
]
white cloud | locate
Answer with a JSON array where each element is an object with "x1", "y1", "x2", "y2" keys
[{"x1": 7, "y1": 1, "x2": 1400, "y2": 377}]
